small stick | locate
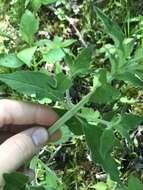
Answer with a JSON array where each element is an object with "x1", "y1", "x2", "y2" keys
[{"x1": 66, "y1": 16, "x2": 87, "y2": 47}]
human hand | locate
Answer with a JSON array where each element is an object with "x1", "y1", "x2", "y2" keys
[{"x1": 0, "y1": 99, "x2": 60, "y2": 189}]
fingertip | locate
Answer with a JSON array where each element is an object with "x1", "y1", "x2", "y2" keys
[
  {"x1": 0, "y1": 99, "x2": 59, "y2": 127},
  {"x1": 0, "y1": 127, "x2": 49, "y2": 175},
  {"x1": 34, "y1": 104, "x2": 59, "y2": 126},
  {"x1": 31, "y1": 127, "x2": 49, "y2": 146}
]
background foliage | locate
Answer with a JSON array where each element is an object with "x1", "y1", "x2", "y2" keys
[{"x1": 1, "y1": 0, "x2": 143, "y2": 189}]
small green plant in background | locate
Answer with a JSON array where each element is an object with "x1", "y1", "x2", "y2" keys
[{"x1": 0, "y1": 0, "x2": 143, "y2": 189}]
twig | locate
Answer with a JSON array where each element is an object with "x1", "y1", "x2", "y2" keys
[
  {"x1": 48, "y1": 145, "x2": 62, "y2": 163},
  {"x1": 49, "y1": 6, "x2": 87, "y2": 47},
  {"x1": 66, "y1": 16, "x2": 87, "y2": 47},
  {"x1": 65, "y1": 89, "x2": 73, "y2": 109}
]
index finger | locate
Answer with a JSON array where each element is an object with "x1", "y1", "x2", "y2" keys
[{"x1": 0, "y1": 99, "x2": 58, "y2": 127}]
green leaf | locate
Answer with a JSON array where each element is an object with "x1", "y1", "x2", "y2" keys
[
  {"x1": 31, "y1": 0, "x2": 42, "y2": 12},
  {"x1": 28, "y1": 187, "x2": 46, "y2": 190},
  {"x1": 61, "y1": 39, "x2": 76, "y2": 47},
  {"x1": 137, "y1": 72, "x2": 143, "y2": 81},
  {"x1": 4, "y1": 172, "x2": 29, "y2": 190},
  {"x1": 20, "y1": 10, "x2": 39, "y2": 45},
  {"x1": 103, "y1": 154, "x2": 120, "y2": 182},
  {"x1": 95, "y1": 68, "x2": 107, "y2": 85},
  {"x1": 103, "y1": 47, "x2": 120, "y2": 75},
  {"x1": 100, "y1": 128, "x2": 115, "y2": 159},
  {"x1": 36, "y1": 39, "x2": 54, "y2": 48},
  {"x1": 95, "y1": 7, "x2": 124, "y2": 47},
  {"x1": 120, "y1": 114, "x2": 143, "y2": 131},
  {"x1": 84, "y1": 124, "x2": 104, "y2": 165},
  {"x1": 17, "y1": 47, "x2": 37, "y2": 66},
  {"x1": 94, "y1": 182, "x2": 107, "y2": 190},
  {"x1": 71, "y1": 47, "x2": 92, "y2": 76},
  {"x1": 54, "y1": 63, "x2": 63, "y2": 74},
  {"x1": 54, "y1": 108, "x2": 84, "y2": 135},
  {"x1": 0, "y1": 54, "x2": 24, "y2": 68},
  {"x1": 0, "y1": 71, "x2": 61, "y2": 100},
  {"x1": 45, "y1": 169, "x2": 63, "y2": 190},
  {"x1": 64, "y1": 53, "x2": 74, "y2": 71},
  {"x1": 106, "y1": 177, "x2": 117, "y2": 189},
  {"x1": 67, "y1": 116, "x2": 84, "y2": 135},
  {"x1": 91, "y1": 69, "x2": 120, "y2": 103},
  {"x1": 43, "y1": 48, "x2": 65, "y2": 64},
  {"x1": 52, "y1": 36, "x2": 75, "y2": 48},
  {"x1": 36, "y1": 158, "x2": 64, "y2": 190},
  {"x1": 116, "y1": 72, "x2": 143, "y2": 87},
  {"x1": 134, "y1": 47, "x2": 143, "y2": 62},
  {"x1": 122, "y1": 38, "x2": 134, "y2": 58},
  {"x1": 42, "y1": 0, "x2": 60, "y2": 5},
  {"x1": 80, "y1": 107, "x2": 100, "y2": 123},
  {"x1": 30, "y1": 157, "x2": 64, "y2": 190},
  {"x1": 55, "y1": 72, "x2": 72, "y2": 93},
  {"x1": 121, "y1": 60, "x2": 143, "y2": 74},
  {"x1": 115, "y1": 114, "x2": 143, "y2": 141},
  {"x1": 38, "y1": 37, "x2": 74, "y2": 64},
  {"x1": 25, "y1": 0, "x2": 31, "y2": 7},
  {"x1": 127, "y1": 175, "x2": 143, "y2": 190},
  {"x1": 37, "y1": 37, "x2": 74, "y2": 49},
  {"x1": 118, "y1": 175, "x2": 143, "y2": 190},
  {"x1": 91, "y1": 84, "x2": 120, "y2": 104},
  {"x1": 84, "y1": 124, "x2": 120, "y2": 182}
]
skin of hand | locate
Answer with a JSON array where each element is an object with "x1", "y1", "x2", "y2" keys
[{"x1": 0, "y1": 99, "x2": 60, "y2": 189}]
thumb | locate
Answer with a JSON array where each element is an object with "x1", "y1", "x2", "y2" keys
[{"x1": 0, "y1": 127, "x2": 49, "y2": 188}]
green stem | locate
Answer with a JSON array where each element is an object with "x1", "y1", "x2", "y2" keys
[
  {"x1": 48, "y1": 88, "x2": 95, "y2": 136},
  {"x1": 93, "y1": 118, "x2": 110, "y2": 126}
]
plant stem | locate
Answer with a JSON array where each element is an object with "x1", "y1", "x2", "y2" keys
[
  {"x1": 66, "y1": 16, "x2": 87, "y2": 47},
  {"x1": 48, "y1": 88, "x2": 95, "y2": 136}
]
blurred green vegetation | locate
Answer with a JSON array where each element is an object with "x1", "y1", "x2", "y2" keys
[{"x1": 1, "y1": 0, "x2": 143, "y2": 189}]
